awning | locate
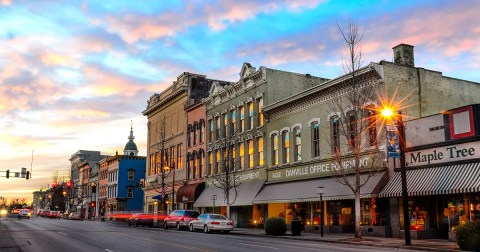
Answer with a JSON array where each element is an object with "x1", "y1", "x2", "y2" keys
[
  {"x1": 176, "y1": 182, "x2": 205, "y2": 203},
  {"x1": 152, "y1": 194, "x2": 163, "y2": 200},
  {"x1": 379, "y1": 163, "x2": 480, "y2": 198},
  {"x1": 194, "y1": 180, "x2": 264, "y2": 207},
  {"x1": 253, "y1": 172, "x2": 387, "y2": 204}
]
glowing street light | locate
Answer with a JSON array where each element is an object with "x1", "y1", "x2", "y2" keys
[{"x1": 381, "y1": 107, "x2": 411, "y2": 246}]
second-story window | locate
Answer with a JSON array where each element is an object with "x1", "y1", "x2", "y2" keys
[
  {"x1": 199, "y1": 151, "x2": 204, "y2": 178},
  {"x1": 239, "y1": 142, "x2": 245, "y2": 170},
  {"x1": 215, "y1": 149, "x2": 220, "y2": 175},
  {"x1": 368, "y1": 110, "x2": 377, "y2": 146},
  {"x1": 248, "y1": 102, "x2": 254, "y2": 130},
  {"x1": 223, "y1": 113, "x2": 228, "y2": 138},
  {"x1": 177, "y1": 144, "x2": 182, "y2": 170},
  {"x1": 272, "y1": 133, "x2": 279, "y2": 166},
  {"x1": 231, "y1": 145, "x2": 236, "y2": 171},
  {"x1": 208, "y1": 119, "x2": 214, "y2": 143},
  {"x1": 128, "y1": 170, "x2": 134, "y2": 181},
  {"x1": 293, "y1": 127, "x2": 302, "y2": 162},
  {"x1": 248, "y1": 139, "x2": 254, "y2": 169},
  {"x1": 282, "y1": 130, "x2": 290, "y2": 164},
  {"x1": 347, "y1": 111, "x2": 357, "y2": 150},
  {"x1": 188, "y1": 125, "x2": 192, "y2": 147},
  {"x1": 257, "y1": 137, "x2": 264, "y2": 167},
  {"x1": 215, "y1": 116, "x2": 220, "y2": 140},
  {"x1": 312, "y1": 122, "x2": 320, "y2": 158},
  {"x1": 199, "y1": 120, "x2": 205, "y2": 143},
  {"x1": 193, "y1": 122, "x2": 198, "y2": 146},
  {"x1": 208, "y1": 152, "x2": 213, "y2": 176},
  {"x1": 239, "y1": 106, "x2": 245, "y2": 132},
  {"x1": 331, "y1": 116, "x2": 340, "y2": 154}
]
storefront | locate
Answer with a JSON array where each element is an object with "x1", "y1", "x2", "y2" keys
[
  {"x1": 193, "y1": 170, "x2": 265, "y2": 227},
  {"x1": 253, "y1": 156, "x2": 388, "y2": 234},
  {"x1": 176, "y1": 182, "x2": 205, "y2": 210}
]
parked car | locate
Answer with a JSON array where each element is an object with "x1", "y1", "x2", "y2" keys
[
  {"x1": 128, "y1": 213, "x2": 167, "y2": 227},
  {"x1": 163, "y1": 210, "x2": 200, "y2": 230},
  {"x1": 17, "y1": 209, "x2": 32, "y2": 219},
  {"x1": 67, "y1": 212, "x2": 81, "y2": 220},
  {"x1": 189, "y1": 214, "x2": 233, "y2": 234},
  {"x1": 48, "y1": 211, "x2": 61, "y2": 218},
  {"x1": 11, "y1": 209, "x2": 21, "y2": 214}
]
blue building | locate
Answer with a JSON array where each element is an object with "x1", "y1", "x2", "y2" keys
[{"x1": 104, "y1": 125, "x2": 146, "y2": 215}]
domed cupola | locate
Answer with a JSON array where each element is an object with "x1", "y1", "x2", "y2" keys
[{"x1": 124, "y1": 121, "x2": 138, "y2": 156}]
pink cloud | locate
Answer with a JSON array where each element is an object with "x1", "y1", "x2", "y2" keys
[{"x1": 1, "y1": 0, "x2": 11, "y2": 6}]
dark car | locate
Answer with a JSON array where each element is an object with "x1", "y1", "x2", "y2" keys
[
  {"x1": 128, "y1": 213, "x2": 167, "y2": 227},
  {"x1": 164, "y1": 210, "x2": 200, "y2": 230}
]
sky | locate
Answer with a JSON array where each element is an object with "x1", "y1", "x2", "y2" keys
[{"x1": 1, "y1": 0, "x2": 479, "y2": 201}]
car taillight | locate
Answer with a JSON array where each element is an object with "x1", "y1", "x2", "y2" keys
[
  {"x1": 181, "y1": 217, "x2": 184, "y2": 222},
  {"x1": 211, "y1": 221, "x2": 220, "y2": 225},
  {"x1": 227, "y1": 222, "x2": 233, "y2": 225}
]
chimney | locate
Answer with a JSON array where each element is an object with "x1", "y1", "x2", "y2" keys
[{"x1": 393, "y1": 44, "x2": 414, "y2": 67}]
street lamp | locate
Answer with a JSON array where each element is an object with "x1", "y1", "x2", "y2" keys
[
  {"x1": 212, "y1": 195, "x2": 217, "y2": 214},
  {"x1": 316, "y1": 186, "x2": 324, "y2": 237},
  {"x1": 381, "y1": 108, "x2": 411, "y2": 246}
]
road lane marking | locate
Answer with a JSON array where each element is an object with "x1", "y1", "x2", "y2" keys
[
  {"x1": 113, "y1": 232, "x2": 213, "y2": 252},
  {"x1": 58, "y1": 232, "x2": 68, "y2": 236},
  {"x1": 237, "y1": 243, "x2": 279, "y2": 250},
  {"x1": 105, "y1": 249, "x2": 114, "y2": 252}
]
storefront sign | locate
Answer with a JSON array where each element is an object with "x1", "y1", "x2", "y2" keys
[
  {"x1": 146, "y1": 176, "x2": 157, "y2": 183},
  {"x1": 206, "y1": 170, "x2": 266, "y2": 185},
  {"x1": 407, "y1": 141, "x2": 480, "y2": 166},
  {"x1": 268, "y1": 156, "x2": 377, "y2": 182}
]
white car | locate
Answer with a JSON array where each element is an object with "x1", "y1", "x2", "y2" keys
[
  {"x1": 18, "y1": 209, "x2": 31, "y2": 219},
  {"x1": 67, "y1": 212, "x2": 81, "y2": 220},
  {"x1": 189, "y1": 214, "x2": 233, "y2": 234}
]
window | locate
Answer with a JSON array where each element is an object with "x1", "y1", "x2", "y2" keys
[
  {"x1": 330, "y1": 116, "x2": 340, "y2": 154},
  {"x1": 208, "y1": 152, "x2": 213, "y2": 176},
  {"x1": 248, "y1": 102, "x2": 254, "y2": 130},
  {"x1": 127, "y1": 187, "x2": 133, "y2": 198},
  {"x1": 312, "y1": 122, "x2": 320, "y2": 158},
  {"x1": 247, "y1": 139, "x2": 254, "y2": 168},
  {"x1": 193, "y1": 122, "x2": 198, "y2": 146},
  {"x1": 215, "y1": 150, "x2": 220, "y2": 174},
  {"x1": 282, "y1": 131, "x2": 290, "y2": 164},
  {"x1": 223, "y1": 113, "x2": 228, "y2": 137},
  {"x1": 215, "y1": 117, "x2": 220, "y2": 140},
  {"x1": 188, "y1": 125, "x2": 192, "y2": 147},
  {"x1": 128, "y1": 170, "x2": 134, "y2": 181},
  {"x1": 188, "y1": 153, "x2": 193, "y2": 179},
  {"x1": 208, "y1": 119, "x2": 214, "y2": 143},
  {"x1": 367, "y1": 110, "x2": 377, "y2": 146},
  {"x1": 222, "y1": 148, "x2": 228, "y2": 172},
  {"x1": 170, "y1": 146, "x2": 175, "y2": 168},
  {"x1": 258, "y1": 97, "x2": 264, "y2": 127},
  {"x1": 239, "y1": 142, "x2": 245, "y2": 170},
  {"x1": 230, "y1": 110, "x2": 236, "y2": 134},
  {"x1": 347, "y1": 111, "x2": 357, "y2": 149},
  {"x1": 293, "y1": 127, "x2": 301, "y2": 162},
  {"x1": 155, "y1": 152, "x2": 161, "y2": 174},
  {"x1": 258, "y1": 137, "x2": 264, "y2": 167},
  {"x1": 199, "y1": 120, "x2": 205, "y2": 143},
  {"x1": 231, "y1": 145, "x2": 236, "y2": 171},
  {"x1": 239, "y1": 106, "x2": 245, "y2": 132},
  {"x1": 199, "y1": 151, "x2": 204, "y2": 178},
  {"x1": 177, "y1": 144, "x2": 182, "y2": 170},
  {"x1": 272, "y1": 134, "x2": 279, "y2": 166},
  {"x1": 149, "y1": 154, "x2": 155, "y2": 175},
  {"x1": 193, "y1": 152, "x2": 198, "y2": 179}
]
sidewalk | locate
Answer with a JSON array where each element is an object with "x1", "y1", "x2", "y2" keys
[{"x1": 230, "y1": 228, "x2": 461, "y2": 252}]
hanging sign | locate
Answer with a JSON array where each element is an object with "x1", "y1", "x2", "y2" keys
[{"x1": 387, "y1": 125, "x2": 400, "y2": 158}]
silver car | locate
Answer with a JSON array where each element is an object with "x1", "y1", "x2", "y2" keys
[
  {"x1": 18, "y1": 209, "x2": 31, "y2": 219},
  {"x1": 189, "y1": 214, "x2": 233, "y2": 234}
]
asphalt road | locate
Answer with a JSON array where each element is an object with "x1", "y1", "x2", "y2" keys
[{"x1": 1, "y1": 215, "x2": 421, "y2": 252}]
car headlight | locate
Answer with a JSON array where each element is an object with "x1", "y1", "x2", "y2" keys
[{"x1": 0, "y1": 209, "x2": 7, "y2": 215}]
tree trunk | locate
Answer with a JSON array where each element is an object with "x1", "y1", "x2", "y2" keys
[{"x1": 354, "y1": 189, "x2": 361, "y2": 239}]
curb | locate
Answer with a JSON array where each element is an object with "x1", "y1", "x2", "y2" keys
[{"x1": 229, "y1": 231, "x2": 461, "y2": 252}]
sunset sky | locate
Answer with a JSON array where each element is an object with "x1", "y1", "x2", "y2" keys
[{"x1": 1, "y1": 0, "x2": 479, "y2": 201}]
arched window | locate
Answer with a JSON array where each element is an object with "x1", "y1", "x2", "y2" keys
[
  {"x1": 272, "y1": 134, "x2": 279, "y2": 166},
  {"x1": 247, "y1": 139, "x2": 254, "y2": 168},
  {"x1": 311, "y1": 122, "x2": 320, "y2": 158},
  {"x1": 347, "y1": 111, "x2": 357, "y2": 149},
  {"x1": 293, "y1": 127, "x2": 301, "y2": 162},
  {"x1": 282, "y1": 130, "x2": 290, "y2": 164},
  {"x1": 208, "y1": 152, "x2": 213, "y2": 176},
  {"x1": 367, "y1": 110, "x2": 377, "y2": 146},
  {"x1": 257, "y1": 136, "x2": 264, "y2": 167},
  {"x1": 187, "y1": 153, "x2": 192, "y2": 180},
  {"x1": 193, "y1": 122, "x2": 198, "y2": 146},
  {"x1": 198, "y1": 150, "x2": 204, "y2": 178},
  {"x1": 330, "y1": 116, "x2": 340, "y2": 154},
  {"x1": 199, "y1": 120, "x2": 205, "y2": 144},
  {"x1": 192, "y1": 151, "x2": 197, "y2": 179}
]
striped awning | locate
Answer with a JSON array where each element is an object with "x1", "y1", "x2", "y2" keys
[
  {"x1": 253, "y1": 172, "x2": 387, "y2": 204},
  {"x1": 379, "y1": 163, "x2": 480, "y2": 198}
]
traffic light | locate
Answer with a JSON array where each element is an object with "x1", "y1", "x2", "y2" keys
[
  {"x1": 26, "y1": 171, "x2": 30, "y2": 180},
  {"x1": 89, "y1": 201, "x2": 96, "y2": 208},
  {"x1": 66, "y1": 181, "x2": 72, "y2": 189},
  {"x1": 6, "y1": 170, "x2": 9, "y2": 179},
  {"x1": 52, "y1": 181, "x2": 58, "y2": 188}
]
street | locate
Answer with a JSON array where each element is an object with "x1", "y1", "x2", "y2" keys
[{"x1": 0, "y1": 215, "x2": 421, "y2": 252}]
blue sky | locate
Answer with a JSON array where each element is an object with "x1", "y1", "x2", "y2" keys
[{"x1": 1, "y1": 0, "x2": 479, "y2": 201}]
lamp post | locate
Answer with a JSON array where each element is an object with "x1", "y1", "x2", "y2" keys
[
  {"x1": 382, "y1": 108, "x2": 411, "y2": 245},
  {"x1": 316, "y1": 186, "x2": 324, "y2": 237},
  {"x1": 212, "y1": 195, "x2": 217, "y2": 214}
]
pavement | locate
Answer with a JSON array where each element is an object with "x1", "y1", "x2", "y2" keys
[{"x1": 230, "y1": 228, "x2": 461, "y2": 252}]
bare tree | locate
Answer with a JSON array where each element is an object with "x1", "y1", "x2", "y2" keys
[
  {"x1": 328, "y1": 20, "x2": 385, "y2": 240},
  {"x1": 211, "y1": 135, "x2": 241, "y2": 219}
]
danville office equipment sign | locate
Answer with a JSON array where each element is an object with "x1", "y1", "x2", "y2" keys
[{"x1": 407, "y1": 141, "x2": 480, "y2": 166}]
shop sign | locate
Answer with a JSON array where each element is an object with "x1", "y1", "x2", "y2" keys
[
  {"x1": 268, "y1": 156, "x2": 375, "y2": 182},
  {"x1": 407, "y1": 141, "x2": 480, "y2": 166},
  {"x1": 206, "y1": 170, "x2": 266, "y2": 185},
  {"x1": 146, "y1": 176, "x2": 157, "y2": 183}
]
